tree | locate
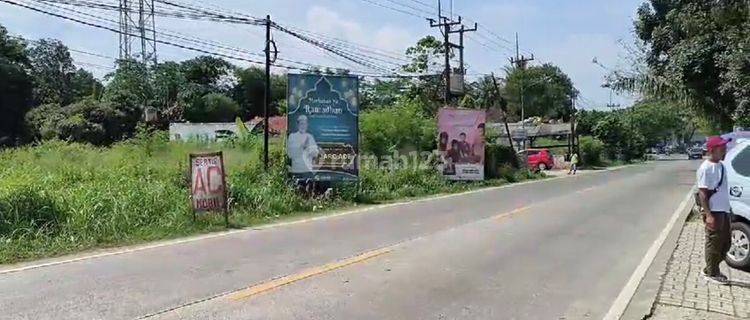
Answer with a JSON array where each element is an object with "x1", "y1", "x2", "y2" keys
[
  {"x1": 628, "y1": 101, "x2": 686, "y2": 147},
  {"x1": 0, "y1": 24, "x2": 32, "y2": 146},
  {"x1": 232, "y1": 66, "x2": 286, "y2": 118},
  {"x1": 151, "y1": 61, "x2": 186, "y2": 111},
  {"x1": 633, "y1": 1, "x2": 750, "y2": 131},
  {"x1": 593, "y1": 112, "x2": 646, "y2": 161},
  {"x1": 27, "y1": 39, "x2": 76, "y2": 105},
  {"x1": 184, "y1": 93, "x2": 241, "y2": 122},
  {"x1": 180, "y1": 56, "x2": 234, "y2": 93},
  {"x1": 402, "y1": 35, "x2": 444, "y2": 74},
  {"x1": 460, "y1": 75, "x2": 498, "y2": 109},
  {"x1": 401, "y1": 36, "x2": 449, "y2": 114},
  {"x1": 70, "y1": 68, "x2": 103, "y2": 101},
  {"x1": 360, "y1": 78, "x2": 407, "y2": 110},
  {"x1": 504, "y1": 63, "x2": 578, "y2": 121},
  {"x1": 25, "y1": 99, "x2": 137, "y2": 145},
  {"x1": 100, "y1": 59, "x2": 151, "y2": 140},
  {"x1": 576, "y1": 109, "x2": 608, "y2": 136}
]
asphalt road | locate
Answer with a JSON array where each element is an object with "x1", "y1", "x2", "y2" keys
[{"x1": 0, "y1": 160, "x2": 698, "y2": 320}]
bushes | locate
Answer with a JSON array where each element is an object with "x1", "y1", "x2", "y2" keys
[
  {"x1": 593, "y1": 113, "x2": 647, "y2": 161},
  {"x1": 0, "y1": 182, "x2": 65, "y2": 238},
  {"x1": 360, "y1": 99, "x2": 436, "y2": 157},
  {"x1": 579, "y1": 136, "x2": 604, "y2": 167},
  {"x1": 0, "y1": 128, "x2": 539, "y2": 263},
  {"x1": 184, "y1": 93, "x2": 241, "y2": 123},
  {"x1": 25, "y1": 99, "x2": 140, "y2": 145},
  {"x1": 485, "y1": 144, "x2": 520, "y2": 179}
]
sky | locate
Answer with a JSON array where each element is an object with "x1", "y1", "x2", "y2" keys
[{"x1": 0, "y1": 0, "x2": 646, "y2": 110}]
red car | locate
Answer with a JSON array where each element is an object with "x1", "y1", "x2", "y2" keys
[{"x1": 519, "y1": 149, "x2": 554, "y2": 171}]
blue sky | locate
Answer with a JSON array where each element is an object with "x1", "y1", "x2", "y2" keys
[{"x1": 0, "y1": 0, "x2": 645, "y2": 109}]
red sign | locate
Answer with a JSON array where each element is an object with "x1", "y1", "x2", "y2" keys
[{"x1": 190, "y1": 152, "x2": 227, "y2": 213}]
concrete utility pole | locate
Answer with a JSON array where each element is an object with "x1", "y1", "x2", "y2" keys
[
  {"x1": 509, "y1": 33, "x2": 534, "y2": 150},
  {"x1": 491, "y1": 73, "x2": 515, "y2": 151},
  {"x1": 428, "y1": 0, "x2": 474, "y2": 105},
  {"x1": 263, "y1": 15, "x2": 278, "y2": 171},
  {"x1": 450, "y1": 23, "x2": 477, "y2": 76}
]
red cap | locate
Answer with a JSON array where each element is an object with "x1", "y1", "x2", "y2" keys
[{"x1": 706, "y1": 136, "x2": 730, "y2": 151}]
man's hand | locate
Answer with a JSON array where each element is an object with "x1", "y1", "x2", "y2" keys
[{"x1": 705, "y1": 212, "x2": 717, "y2": 231}]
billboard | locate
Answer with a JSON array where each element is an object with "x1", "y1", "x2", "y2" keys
[
  {"x1": 190, "y1": 152, "x2": 228, "y2": 214},
  {"x1": 437, "y1": 108, "x2": 486, "y2": 181},
  {"x1": 287, "y1": 74, "x2": 359, "y2": 181}
]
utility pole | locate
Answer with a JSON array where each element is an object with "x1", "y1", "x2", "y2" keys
[
  {"x1": 429, "y1": 17, "x2": 461, "y2": 104},
  {"x1": 427, "y1": 1, "x2": 476, "y2": 106},
  {"x1": 263, "y1": 15, "x2": 271, "y2": 171},
  {"x1": 509, "y1": 33, "x2": 534, "y2": 150},
  {"x1": 450, "y1": 23, "x2": 477, "y2": 76},
  {"x1": 263, "y1": 15, "x2": 278, "y2": 172},
  {"x1": 491, "y1": 73, "x2": 514, "y2": 151}
]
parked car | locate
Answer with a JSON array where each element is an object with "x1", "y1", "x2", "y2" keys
[
  {"x1": 518, "y1": 149, "x2": 554, "y2": 171},
  {"x1": 725, "y1": 140, "x2": 750, "y2": 269},
  {"x1": 688, "y1": 147, "x2": 704, "y2": 160}
]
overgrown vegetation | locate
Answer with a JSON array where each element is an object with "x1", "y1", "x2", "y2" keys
[{"x1": 0, "y1": 132, "x2": 543, "y2": 263}]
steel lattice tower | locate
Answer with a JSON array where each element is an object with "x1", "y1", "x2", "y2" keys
[{"x1": 119, "y1": 0, "x2": 157, "y2": 64}]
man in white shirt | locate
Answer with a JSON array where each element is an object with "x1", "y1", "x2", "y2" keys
[
  {"x1": 287, "y1": 115, "x2": 320, "y2": 173},
  {"x1": 696, "y1": 136, "x2": 732, "y2": 284}
]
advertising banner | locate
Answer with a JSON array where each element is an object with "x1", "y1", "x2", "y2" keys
[
  {"x1": 287, "y1": 74, "x2": 359, "y2": 181},
  {"x1": 190, "y1": 152, "x2": 228, "y2": 214},
  {"x1": 437, "y1": 108, "x2": 486, "y2": 181}
]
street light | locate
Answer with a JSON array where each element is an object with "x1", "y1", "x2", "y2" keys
[{"x1": 593, "y1": 58, "x2": 620, "y2": 110}]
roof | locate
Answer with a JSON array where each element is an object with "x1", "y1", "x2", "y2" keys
[
  {"x1": 488, "y1": 122, "x2": 573, "y2": 138},
  {"x1": 249, "y1": 116, "x2": 287, "y2": 135}
]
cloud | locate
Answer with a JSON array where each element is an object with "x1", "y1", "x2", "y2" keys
[
  {"x1": 305, "y1": 6, "x2": 413, "y2": 55},
  {"x1": 306, "y1": 6, "x2": 365, "y2": 42}
]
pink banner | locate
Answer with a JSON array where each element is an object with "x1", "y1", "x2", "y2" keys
[{"x1": 437, "y1": 108, "x2": 486, "y2": 180}]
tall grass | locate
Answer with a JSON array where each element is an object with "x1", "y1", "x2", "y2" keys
[{"x1": 0, "y1": 133, "x2": 541, "y2": 263}]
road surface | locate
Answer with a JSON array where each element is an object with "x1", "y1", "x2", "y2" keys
[{"x1": 0, "y1": 160, "x2": 698, "y2": 319}]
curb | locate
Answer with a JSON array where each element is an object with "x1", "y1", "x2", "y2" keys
[{"x1": 620, "y1": 188, "x2": 696, "y2": 320}]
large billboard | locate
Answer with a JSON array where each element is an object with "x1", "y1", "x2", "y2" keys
[
  {"x1": 287, "y1": 74, "x2": 359, "y2": 181},
  {"x1": 437, "y1": 108, "x2": 486, "y2": 181}
]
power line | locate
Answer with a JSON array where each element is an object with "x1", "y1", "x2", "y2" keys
[
  {"x1": 356, "y1": 0, "x2": 430, "y2": 19},
  {"x1": 28, "y1": 0, "x2": 419, "y2": 75},
  {"x1": 1, "y1": 0, "x2": 437, "y2": 79}
]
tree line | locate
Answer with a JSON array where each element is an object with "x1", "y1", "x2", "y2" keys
[{"x1": 0, "y1": 24, "x2": 586, "y2": 148}]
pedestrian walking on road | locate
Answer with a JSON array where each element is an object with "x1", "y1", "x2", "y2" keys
[
  {"x1": 696, "y1": 136, "x2": 732, "y2": 285},
  {"x1": 568, "y1": 152, "x2": 579, "y2": 175}
]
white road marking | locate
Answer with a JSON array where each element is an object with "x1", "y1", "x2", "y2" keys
[
  {"x1": 602, "y1": 187, "x2": 695, "y2": 320},
  {"x1": 0, "y1": 175, "x2": 554, "y2": 275},
  {"x1": 0, "y1": 163, "x2": 636, "y2": 275}
]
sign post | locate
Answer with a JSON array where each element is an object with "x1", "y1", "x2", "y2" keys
[{"x1": 189, "y1": 152, "x2": 229, "y2": 226}]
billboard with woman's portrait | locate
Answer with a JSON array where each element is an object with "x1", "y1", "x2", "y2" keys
[
  {"x1": 437, "y1": 108, "x2": 486, "y2": 181},
  {"x1": 287, "y1": 74, "x2": 359, "y2": 181}
]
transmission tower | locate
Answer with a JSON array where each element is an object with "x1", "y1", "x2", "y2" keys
[{"x1": 119, "y1": 0, "x2": 157, "y2": 64}]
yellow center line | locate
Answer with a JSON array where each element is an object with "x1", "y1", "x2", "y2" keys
[
  {"x1": 229, "y1": 247, "x2": 392, "y2": 301},
  {"x1": 576, "y1": 186, "x2": 598, "y2": 194},
  {"x1": 494, "y1": 206, "x2": 531, "y2": 222}
]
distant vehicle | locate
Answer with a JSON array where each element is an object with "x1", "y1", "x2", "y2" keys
[
  {"x1": 687, "y1": 148, "x2": 704, "y2": 160},
  {"x1": 519, "y1": 149, "x2": 554, "y2": 171},
  {"x1": 724, "y1": 140, "x2": 750, "y2": 269}
]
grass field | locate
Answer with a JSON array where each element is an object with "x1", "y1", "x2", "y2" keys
[{"x1": 0, "y1": 132, "x2": 542, "y2": 264}]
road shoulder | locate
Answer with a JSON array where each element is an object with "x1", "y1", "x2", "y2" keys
[{"x1": 620, "y1": 189, "x2": 695, "y2": 320}]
